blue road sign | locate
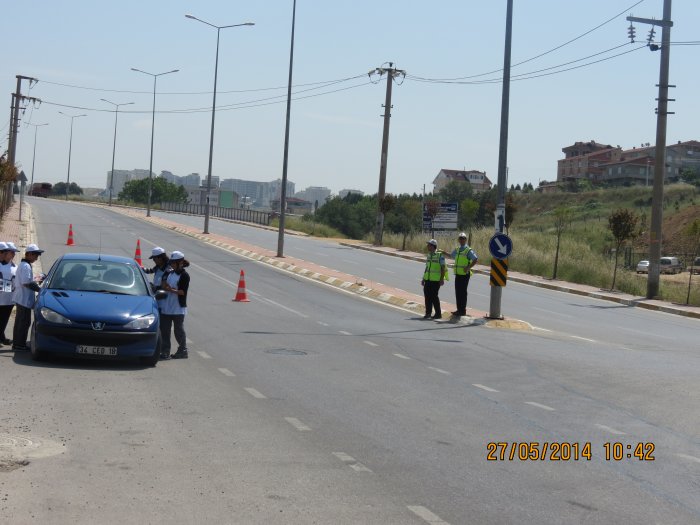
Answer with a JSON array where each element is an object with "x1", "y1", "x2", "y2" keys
[{"x1": 489, "y1": 233, "x2": 513, "y2": 259}]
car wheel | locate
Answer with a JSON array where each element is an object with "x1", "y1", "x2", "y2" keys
[
  {"x1": 140, "y1": 335, "x2": 160, "y2": 367},
  {"x1": 30, "y1": 323, "x2": 47, "y2": 362}
]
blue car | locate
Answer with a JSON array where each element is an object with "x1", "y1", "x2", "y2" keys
[{"x1": 31, "y1": 253, "x2": 165, "y2": 366}]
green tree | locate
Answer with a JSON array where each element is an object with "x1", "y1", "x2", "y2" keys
[
  {"x1": 386, "y1": 197, "x2": 422, "y2": 250},
  {"x1": 608, "y1": 208, "x2": 639, "y2": 290},
  {"x1": 52, "y1": 181, "x2": 83, "y2": 197},
  {"x1": 119, "y1": 177, "x2": 187, "y2": 204},
  {"x1": 459, "y1": 198, "x2": 479, "y2": 239},
  {"x1": 683, "y1": 218, "x2": 700, "y2": 304},
  {"x1": 437, "y1": 180, "x2": 473, "y2": 204},
  {"x1": 552, "y1": 206, "x2": 573, "y2": 279}
]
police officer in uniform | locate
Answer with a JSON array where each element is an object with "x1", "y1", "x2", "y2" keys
[
  {"x1": 421, "y1": 239, "x2": 446, "y2": 319},
  {"x1": 450, "y1": 232, "x2": 478, "y2": 317}
]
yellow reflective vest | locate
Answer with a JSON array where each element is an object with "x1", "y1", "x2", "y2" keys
[
  {"x1": 453, "y1": 245, "x2": 475, "y2": 276},
  {"x1": 423, "y1": 251, "x2": 447, "y2": 282}
]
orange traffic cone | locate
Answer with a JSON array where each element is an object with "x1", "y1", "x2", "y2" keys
[
  {"x1": 134, "y1": 239, "x2": 143, "y2": 267},
  {"x1": 233, "y1": 269, "x2": 250, "y2": 302},
  {"x1": 66, "y1": 224, "x2": 75, "y2": 246}
]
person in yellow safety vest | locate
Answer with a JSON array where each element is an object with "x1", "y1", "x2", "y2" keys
[
  {"x1": 421, "y1": 239, "x2": 447, "y2": 319},
  {"x1": 449, "y1": 232, "x2": 478, "y2": 317}
]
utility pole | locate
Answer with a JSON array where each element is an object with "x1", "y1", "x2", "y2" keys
[
  {"x1": 371, "y1": 63, "x2": 405, "y2": 246},
  {"x1": 7, "y1": 75, "x2": 39, "y2": 169},
  {"x1": 488, "y1": 0, "x2": 513, "y2": 320},
  {"x1": 627, "y1": 0, "x2": 673, "y2": 299}
]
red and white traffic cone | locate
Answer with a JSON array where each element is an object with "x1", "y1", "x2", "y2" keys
[
  {"x1": 233, "y1": 269, "x2": 250, "y2": 302},
  {"x1": 134, "y1": 239, "x2": 143, "y2": 267},
  {"x1": 66, "y1": 224, "x2": 75, "y2": 246}
]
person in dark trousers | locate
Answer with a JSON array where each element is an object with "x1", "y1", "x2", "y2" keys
[
  {"x1": 0, "y1": 242, "x2": 19, "y2": 345},
  {"x1": 421, "y1": 239, "x2": 446, "y2": 320},
  {"x1": 450, "y1": 232, "x2": 478, "y2": 317},
  {"x1": 159, "y1": 251, "x2": 190, "y2": 360},
  {"x1": 11, "y1": 244, "x2": 44, "y2": 351},
  {"x1": 143, "y1": 246, "x2": 170, "y2": 292}
]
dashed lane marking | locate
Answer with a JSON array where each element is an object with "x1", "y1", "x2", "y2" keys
[
  {"x1": 363, "y1": 341, "x2": 378, "y2": 347},
  {"x1": 260, "y1": 297, "x2": 308, "y2": 318},
  {"x1": 245, "y1": 387, "x2": 267, "y2": 399},
  {"x1": 595, "y1": 424, "x2": 626, "y2": 435},
  {"x1": 427, "y1": 366, "x2": 450, "y2": 375},
  {"x1": 472, "y1": 383, "x2": 499, "y2": 393},
  {"x1": 218, "y1": 368, "x2": 235, "y2": 377},
  {"x1": 407, "y1": 505, "x2": 450, "y2": 524},
  {"x1": 197, "y1": 351, "x2": 212, "y2": 359},
  {"x1": 571, "y1": 335, "x2": 596, "y2": 343},
  {"x1": 339, "y1": 330, "x2": 352, "y2": 335},
  {"x1": 676, "y1": 453, "x2": 700, "y2": 464},
  {"x1": 524, "y1": 401, "x2": 555, "y2": 411},
  {"x1": 332, "y1": 452, "x2": 372, "y2": 472},
  {"x1": 285, "y1": 417, "x2": 311, "y2": 431},
  {"x1": 393, "y1": 353, "x2": 411, "y2": 360}
]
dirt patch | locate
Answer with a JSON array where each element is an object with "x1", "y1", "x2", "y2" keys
[{"x1": 0, "y1": 458, "x2": 29, "y2": 472}]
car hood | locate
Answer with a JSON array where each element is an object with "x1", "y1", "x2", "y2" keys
[{"x1": 39, "y1": 290, "x2": 157, "y2": 324}]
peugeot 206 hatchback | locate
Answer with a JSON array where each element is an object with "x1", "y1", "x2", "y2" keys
[{"x1": 31, "y1": 253, "x2": 166, "y2": 366}]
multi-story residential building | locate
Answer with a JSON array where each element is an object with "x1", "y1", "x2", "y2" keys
[
  {"x1": 105, "y1": 168, "x2": 152, "y2": 196},
  {"x1": 220, "y1": 178, "x2": 267, "y2": 206},
  {"x1": 295, "y1": 186, "x2": 331, "y2": 209},
  {"x1": 557, "y1": 141, "x2": 623, "y2": 183},
  {"x1": 432, "y1": 169, "x2": 492, "y2": 193},
  {"x1": 338, "y1": 189, "x2": 364, "y2": 199},
  {"x1": 181, "y1": 173, "x2": 201, "y2": 188}
]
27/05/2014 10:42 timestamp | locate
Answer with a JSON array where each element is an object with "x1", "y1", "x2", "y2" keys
[{"x1": 486, "y1": 442, "x2": 655, "y2": 461}]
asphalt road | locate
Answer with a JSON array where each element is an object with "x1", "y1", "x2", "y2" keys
[{"x1": 0, "y1": 200, "x2": 698, "y2": 524}]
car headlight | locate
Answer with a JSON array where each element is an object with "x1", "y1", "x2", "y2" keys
[
  {"x1": 124, "y1": 314, "x2": 156, "y2": 330},
  {"x1": 40, "y1": 307, "x2": 72, "y2": 325}
]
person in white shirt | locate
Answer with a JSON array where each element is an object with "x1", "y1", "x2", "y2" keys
[
  {"x1": 159, "y1": 251, "x2": 190, "y2": 360},
  {"x1": 11, "y1": 243, "x2": 44, "y2": 351},
  {"x1": 0, "y1": 242, "x2": 18, "y2": 345}
]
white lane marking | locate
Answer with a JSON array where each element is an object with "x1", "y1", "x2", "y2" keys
[
  {"x1": 676, "y1": 453, "x2": 700, "y2": 464},
  {"x1": 244, "y1": 387, "x2": 267, "y2": 399},
  {"x1": 364, "y1": 340, "x2": 378, "y2": 347},
  {"x1": 332, "y1": 452, "x2": 372, "y2": 472},
  {"x1": 186, "y1": 338, "x2": 194, "y2": 344},
  {"x1": 407, "y1": 505, "x2": 450, "y2": 524},
  {"x1": 317, "y1": 321, "x2": 329, "y2": 326},
  {"x1": 473, "y1": 383, "x2": 499, "y2": 393},
  {"x1": 285, "y1": 417, "x2": 311, "y2": 431},
  {"x1": 339, "y1": 330, "x2": 352, "y2": 335},
  {"x1": 393, "y1": 353, "x2": 411, "y2": 360},
  {"x1": 197, "y1": 351, "x2": 212, "y2": 359},
  {"x1": 595, "y1": 424, "x2": 626, "y2": 436},
  {"x1": 377, "y1": 268, "x2": 395, "y2": 274},
  {"x1": 524, "y1": 401, "x2": 555, "y2": 411},
  {"x1": 533, "y1": 327, "x2": 551, "y2": 332},
  {"x1": 259, "y1": 297, "x2": 308, "y2": 318},
  {"x1": 218, "y1": 368, "x2": 235, "y2": 377},
  {"x1": 571, "y1": 335, "x2": 596, "y2": 343},
  {"x1": 428, "y1": 366, "x2": 450, "y2": 375}
]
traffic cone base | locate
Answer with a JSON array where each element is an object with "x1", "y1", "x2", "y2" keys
[
  {"x1": 66, "y1": 224, "x2": 75, "y2": 246},
  {"x1": 233, "y1": 269, "x2": 250, "y2": 302},
  {"x1": 134, "y1": 239, "x2": 143, "y2": 267}
]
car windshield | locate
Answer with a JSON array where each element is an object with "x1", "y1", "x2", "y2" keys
[{"x1": 47, "y1": 260, "x2": 149, "y2": 296}]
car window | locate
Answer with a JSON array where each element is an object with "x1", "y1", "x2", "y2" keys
[{"x1": 49, "y1": 260, "x2": 149, "y2": 295}]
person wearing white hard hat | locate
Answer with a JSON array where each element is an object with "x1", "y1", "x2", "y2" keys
[
  {"x1": 11, "y1": 243, "x2": 45, "y2": 351},
  {"x1": 159, "y1": 251, "x2": 190, "y2": 360},
  {"x1": 0, "y1": 242, "x2": 18, "y2": 345},
  {"x1": 143, "y1": 246, "x2": 170, "y2": 293},
  {"x1": 449, "y1": 232, "x2": 478, "y2": 317},
  {"x1": 421, "y1": 239, "x2": 447, "y2": 320}
]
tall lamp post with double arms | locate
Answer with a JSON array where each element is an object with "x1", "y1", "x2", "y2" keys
[
  {"x1": 131, "y1": 68, "x2": 179, "y2": 217},
  {"x1": 186, "y1": 14, "x2": 254, "y2": 234},
  {"x1": 58, "y1": 112, "x2": 87, "y2": 201},
  {"x1": 101, "y1": 99, "x2": 134, "y2": 206}
]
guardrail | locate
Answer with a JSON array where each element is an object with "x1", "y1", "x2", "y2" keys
[{"x1": 160, "y1": 202, "x2": 271, "y2": 227}]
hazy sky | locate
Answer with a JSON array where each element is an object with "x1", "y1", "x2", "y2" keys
[{"x1": 4, "y1": 0, "x2": 699, "y2": 196}]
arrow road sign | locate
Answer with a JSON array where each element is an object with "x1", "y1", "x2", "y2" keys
[{"x1": 489, "y1": 233, "x2": 513, "y2": 259}]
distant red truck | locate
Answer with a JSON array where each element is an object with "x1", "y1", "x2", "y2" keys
[{"x1": 29, "y1": 182, "x2": 52, "y2": 197}]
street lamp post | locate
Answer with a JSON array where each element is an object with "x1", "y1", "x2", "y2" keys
[
  {"x1": 101, "y1": 99, "x2": 134, "y2": 206},
  {"x1": 186, "y1": 14, "x2": 254, "y2": 234},
  {"x1": 58, "y1": 112, "x2": 87, "y2": 201},
  {"x1": 27, "y1": 122, "x2": 49, "y2": 193},
  {"x1": 131, "y1": 68, "x2": 179, "y2": 217}
]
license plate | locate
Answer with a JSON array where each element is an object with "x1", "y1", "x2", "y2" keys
[{"x1": 77, "y1": 345, "x2": 117, "y2": 356}]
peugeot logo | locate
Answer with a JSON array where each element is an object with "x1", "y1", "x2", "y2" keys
[{"x1": 91, "y1": 322, "x2": 105, "y2": 331}]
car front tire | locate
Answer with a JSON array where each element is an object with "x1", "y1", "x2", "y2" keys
[
  {"x1": 140, "y1": 335, "x2": 161, "y2": 367},
  {"x1": 30, "y1": 323, "x2": 48, "y2": 362}
]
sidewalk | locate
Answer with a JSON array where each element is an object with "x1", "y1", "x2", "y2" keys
[{"x1": 5, "y1": 200, "x2": 700, "y2": 323}]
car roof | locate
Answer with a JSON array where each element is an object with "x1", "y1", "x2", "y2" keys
[{"x1": 58, "y1": 253, "x2": 139, "y2": 265}]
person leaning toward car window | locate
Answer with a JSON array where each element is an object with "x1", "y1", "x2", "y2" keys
[
  {"x1": 159, "y1": 251, "x2": 190, "y2": 360},
  {"x1": 421, "y1": 239, "x2": 447, "y2": 320},
  {"x1": 143, "y1": 247, "x2": 169, "y2": 292},
  {"x1": 0, "y1": 242, "x2": 19, "y2": 346},
  {"x1": 449, "y1": 232, "x2": 478, "y2": 317},
  {"x1": 11, "y1": 243, "x2": 44, "y2": 352}
]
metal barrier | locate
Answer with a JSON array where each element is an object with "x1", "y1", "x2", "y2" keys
[{"x1": 160, "y1": 202, "x2": 271, "y2": 227}]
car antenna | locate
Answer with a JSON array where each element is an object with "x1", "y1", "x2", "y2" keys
[{"x1": 98, "y1": 229, "x2": 102, "y2": 260}]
